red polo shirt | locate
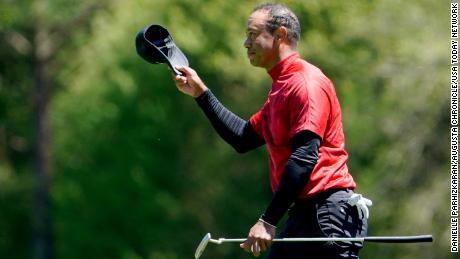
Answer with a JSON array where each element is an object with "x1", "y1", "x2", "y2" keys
[{"x1": 249, "y1": 53, "x2": 356, "y2": 198}]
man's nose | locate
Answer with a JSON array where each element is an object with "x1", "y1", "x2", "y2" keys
[{"x1": 243, "y1": 37, "x2": 251, "y2": 48}]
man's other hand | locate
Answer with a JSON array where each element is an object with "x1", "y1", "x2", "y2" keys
[{"x1": 240, "y1": 220, "x2": 276, "y2": 257}]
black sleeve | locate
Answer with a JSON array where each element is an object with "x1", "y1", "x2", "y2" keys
[
  {"x1": 195, "y1": 89, "x2": 265, "y2": 153},
  {"x1": 260, "y1": 130, "x2": 320, "y2": 226}
]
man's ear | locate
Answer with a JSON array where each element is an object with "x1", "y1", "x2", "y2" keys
[{"x1": 274, "y1": 26, "x2": 288, "y2": 42}]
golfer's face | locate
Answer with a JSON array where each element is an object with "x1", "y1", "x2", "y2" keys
[{"x1": 244, "y1": 11, "x2": 277, "y2": 69}]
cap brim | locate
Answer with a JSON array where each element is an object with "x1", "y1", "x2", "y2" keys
[{"x1": 163, "y1": 42, "x2": 189, "y2": 75}]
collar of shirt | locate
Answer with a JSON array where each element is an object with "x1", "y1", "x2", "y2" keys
[{"x1": 267, "y1": 52, "x2": 300, "y2": 82}]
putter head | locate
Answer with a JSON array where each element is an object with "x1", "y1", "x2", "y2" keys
[{"x1": 195, "y1": 233, "x2": 211, "y2": 259}]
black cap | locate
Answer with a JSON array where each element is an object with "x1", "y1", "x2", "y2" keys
[{"x1": 135, "y1": 24, "x2": 189, "y2": 75}]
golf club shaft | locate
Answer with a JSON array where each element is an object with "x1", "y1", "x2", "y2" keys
[{"x1": 210, "y1": 235, "x2": 433, "y2": 244}]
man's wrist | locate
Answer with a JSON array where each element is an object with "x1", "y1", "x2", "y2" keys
[
  {"x1": 194, "y1": 88, "x2": 210, "y2": 99},
  {"x1": 258, "y1": 217, "x2": 277, "y2": 229},
  {"x1": 191, "y1": 82, "x2": 208, "y2": 98}
]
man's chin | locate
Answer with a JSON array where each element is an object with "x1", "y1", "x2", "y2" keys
[{"x1": 248, "y1": 58, "x2": 262, "y2": 68}]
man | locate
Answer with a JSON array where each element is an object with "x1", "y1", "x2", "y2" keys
[{"x1": 173, "y1": 3, "x2": 369, "y2": 259}]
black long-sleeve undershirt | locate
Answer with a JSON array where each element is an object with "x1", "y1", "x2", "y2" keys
[
  {"x1": 260, "y1": 131, "x2": 320, "y2": 226},
  {"x1": 195, "y1": 89, "x2": 320, "y2": 227},
  {"x1": 195, "y1": 89, "x2": 265, "y2": 153}
]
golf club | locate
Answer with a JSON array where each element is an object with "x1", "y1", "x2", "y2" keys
[{"x1": 195, "y1": 233, "x2": 433, "y2": 259}]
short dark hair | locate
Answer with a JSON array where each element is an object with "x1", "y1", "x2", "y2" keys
[{"x1": 252, "y1": 3, "x2": 301, "y2": 46}]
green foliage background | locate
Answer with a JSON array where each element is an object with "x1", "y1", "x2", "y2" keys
[{"x1": 0, "y1": 0, "x2": 452, "y2": 258}]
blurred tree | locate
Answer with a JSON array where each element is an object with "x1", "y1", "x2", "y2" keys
[{"x1": 1, "y1": 0, "x2": 111, "y2": 258}]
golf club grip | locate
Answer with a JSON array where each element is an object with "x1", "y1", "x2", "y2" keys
[{"x1": 364, "y1": 235, "x2": 433, "y2": 243}]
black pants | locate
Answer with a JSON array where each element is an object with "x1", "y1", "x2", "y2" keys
[{"x1": 268, "y1": 189, "x2": 368, "y2": 259}]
